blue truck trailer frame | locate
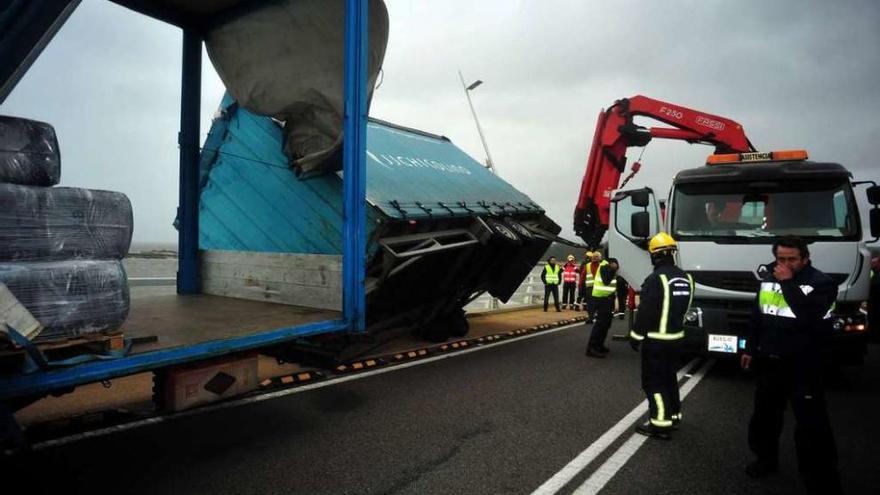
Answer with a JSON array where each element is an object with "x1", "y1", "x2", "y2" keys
[{"x1": 0, "y1": 0, "x2": 367, "y2": 403}]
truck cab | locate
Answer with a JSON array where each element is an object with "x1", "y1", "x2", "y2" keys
[{"x1": 610, "y1": 151, "x2": 880, "y2": 361}]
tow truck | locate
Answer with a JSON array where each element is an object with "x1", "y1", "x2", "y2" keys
[{"x1": 574, "y1": 95, "x2": 880, "y2": 362}]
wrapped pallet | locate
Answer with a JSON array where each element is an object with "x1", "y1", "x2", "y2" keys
[
  {"x1": 0, "y1": 115, "x2": 61, "y2": 186},
  {"x1": 0, "y1": 184, "x2": 133, "y2": 261},
  {"x1": 0, "y1": 260, "x2": 129, "y2": 342}
]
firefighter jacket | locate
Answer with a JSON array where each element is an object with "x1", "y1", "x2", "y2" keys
[
  {"x1": 631, "y1": 262, "x2": 694, "y2": 341},
  {"x1": 746, "y1": 262, "x2": 837, "y2": 359},
  {"x1": 541, "y1": 263, "x2": 561, "y2": 285},
  {"x1": 562, "y1": 262, "x2": 580, "y2": 284},
  {"x1": 591, "y1": 262, "x2": 617, "y2": 298}
]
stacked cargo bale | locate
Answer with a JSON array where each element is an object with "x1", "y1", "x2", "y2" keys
[{"x1": 0, "y1": 116, "x2": 133, "y2": 343}]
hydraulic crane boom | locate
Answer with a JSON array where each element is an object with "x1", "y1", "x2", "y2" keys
[{"x1": 573, "y1": 95, "x2": 755, "y2": 246}]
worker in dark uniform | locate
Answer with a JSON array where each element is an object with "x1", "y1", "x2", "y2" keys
[
  {"x1": 586, "y1": 257, "x2": 618, "y2": 357},
  {"x1": 541, "y1": 256, "x2": 562, "y2": 312},
  {"x1": 869, "y1": 255, "x2": 880, "y2": 341},
  {"x1": 629, "y1": 233, "x2": 693, "y2": 439},
  {"x1": 741, "y1": 237, "x2": 842, "y2": 494}
]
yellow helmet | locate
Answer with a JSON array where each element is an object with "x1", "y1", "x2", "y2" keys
[
  {"x1": 648, "y1": 232, "x2": 678, "y2": 253},
  {"x1": 567, "y1": 254, "x2": 575, "y2": 261},
  {"x1": 585, "y1": 250, "x2": 594, "y2": 257}
]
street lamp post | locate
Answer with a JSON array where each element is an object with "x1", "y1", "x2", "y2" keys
[{"x1": 459, "y1": 70, "x2": 496, "y2": 174}]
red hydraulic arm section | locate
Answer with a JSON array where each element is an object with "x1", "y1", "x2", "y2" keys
[{"x1": 573, "y1": 95, "x2": 755, "y2": 246}]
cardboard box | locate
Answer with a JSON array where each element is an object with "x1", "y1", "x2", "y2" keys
[{"x1": 161, "y1": 354, "x2": 259, "y2": 412}]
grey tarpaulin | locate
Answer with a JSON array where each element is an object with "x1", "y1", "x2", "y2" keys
[{"x1": 205, "y1": 0, "x2": 389, "y2": 177}]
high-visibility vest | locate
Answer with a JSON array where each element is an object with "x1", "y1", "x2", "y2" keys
[
  {"x1": 582, "y1": 264, "x2": 594, "y2": 287},
  {"x1": 758, "y1": 281, "x2": 834, "y2": 320},
  {"x1": 591, "y1": 261, "x2": 617, "y2": 297},
  {"x1": 629, "y1": 272, "x2": 695, "y2": 342},
  {"x1": 544, "y1": 264, "x2": 561, "y2": 285},
  {"x1": 563, "y1": 264, "x2": 579, "y2": 283}
]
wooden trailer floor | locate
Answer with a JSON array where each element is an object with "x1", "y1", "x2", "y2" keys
[{"x1": 124, "y1": 292, "x2": 340, "y2": 354}]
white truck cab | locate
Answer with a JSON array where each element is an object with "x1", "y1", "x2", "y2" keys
[{"x1": 610, "y1": 151, "x2": 880, "y2": 362}]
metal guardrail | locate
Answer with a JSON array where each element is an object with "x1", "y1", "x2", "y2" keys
[{"x1": 128, "y1": 267, "x2": 551, "y2": 311}]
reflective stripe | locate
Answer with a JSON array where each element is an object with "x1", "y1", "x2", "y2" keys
[
  {"x1": 629, "y1": 331, "x2": 645, "y2": 341},
  {"x1": 646, "y1": 330, "x2": 684, "y2": 340},
  {"x1": 659, "y1": 274, "x2": 670, "y2": 333},
  {"x1": 687, "y1": 274, "x2": 694, "y2": 310},
  {"x1": 651, "y1": 393, "x2": 672, "y2": 427},
  {"x1": 759, "y1": 280, "x2": 833, "y2": 319}
]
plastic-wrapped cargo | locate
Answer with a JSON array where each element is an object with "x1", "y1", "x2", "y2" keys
[
  {"x1": 0, "y1": 260, "x2": 129, "y2": 342},
  {"x1": 0, "y1": 184, "x2": 133, "y2": 261},
  {"x1": 0, "y1": 115, "x2": 61, "y2": 186}
]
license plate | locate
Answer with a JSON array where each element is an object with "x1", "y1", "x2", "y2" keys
[{"x1": 707, "y1": 334, "x2": 738, "y2": 353}]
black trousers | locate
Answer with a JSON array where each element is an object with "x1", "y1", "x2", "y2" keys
[
  {"x1": 615, "y1": 278, "x2": 629, "y2": 313},
  {"x1": 748, "y1": 357, "x2": 841, "y2": 493},
  {"x1": 641, "y1": 339, "x2": 681, "y2": 429},
  {"x1": 587, "y1": 296, "x2": 614, "y2": 349},
  {"x1": 562, "y1": 282, "x2": 577, "y2": 306},
  {"x1": 585, "y1": 289, "x2": 595, "y2": 315},
  {"x1": 543, "y1": 285, "x2": 560, "y2": 311}
]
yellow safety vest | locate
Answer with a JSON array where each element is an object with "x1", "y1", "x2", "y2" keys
[
  {"x1": 544, "y1": 264, "x2": 561, "y2": 285},
  {"x1": 591, "y1": 260, "x2": 617, "y2": 297}
]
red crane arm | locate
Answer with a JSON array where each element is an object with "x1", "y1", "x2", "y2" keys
[{"x1": 573, "y1": 95, "x2": 755, "y2": 246}]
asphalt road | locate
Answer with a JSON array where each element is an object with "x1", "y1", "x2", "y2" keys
[{"x1": 4, "y1": 320, "x2": 878, "y2": 494}]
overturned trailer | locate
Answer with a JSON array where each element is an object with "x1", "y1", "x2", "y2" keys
[{"x1": 197, "y1": 95, "x2": 560, "y2": 351}]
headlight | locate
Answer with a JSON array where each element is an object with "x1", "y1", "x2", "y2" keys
[{"x1": 685, "y1": 307, "x2": 703, "y2": 327}]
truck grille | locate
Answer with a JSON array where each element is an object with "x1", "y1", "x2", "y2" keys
[
  {"x1": 691, "y1": 271, "x2": 850, "y2": 293},
  {"x1": 691, "y1": 271, "x2": 759, "y2": 292}
]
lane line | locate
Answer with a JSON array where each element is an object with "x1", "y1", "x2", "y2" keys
[
  {"x1": 572, "y1": 358, "x2": 715, "y2": 495},
  {"x1": 530, "y1": 358, "x2": 703, "y2": 495},
  {"x1": 31, "y1": 321, "x2": 585, "y2": 451}
]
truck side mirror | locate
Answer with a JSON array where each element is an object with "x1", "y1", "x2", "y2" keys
[
  {"x1": 632, "y1": 211, "x2": 650, "y2": 238},
  {"x1": 867, "y1": 185, "x2": 880, "y2": 206},
  {"x1": 871, "y1": 209, "x2": 880, "y2": 238},
  {"x1": 631, "y1": 190, "x2": 650, "y2": 208}
]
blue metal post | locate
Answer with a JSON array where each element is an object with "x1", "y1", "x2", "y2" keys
[
  {"x1": 342, "y1": 0, "x2": 368, "y2": 332},
  {"x1": 177, "y1": 29, "x2": 202, "y2": 294}
]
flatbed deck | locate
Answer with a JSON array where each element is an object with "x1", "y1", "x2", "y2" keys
[{"x1": 124, "y1": 291, "x2": 340, "y2": 354}]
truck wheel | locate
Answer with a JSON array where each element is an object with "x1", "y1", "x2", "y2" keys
[
  {"x1": 449, "y1": 311, "x2": 470, "y2": 337},
  {"x1": 503, "y1": 218, "x2": 535, "y2": 242},
  {"x1": 485, "y1": 217, "x2": 522, "y2": 246},
  {"x1": 422, "y1": 321, "x2": 449, "y2": 343}
]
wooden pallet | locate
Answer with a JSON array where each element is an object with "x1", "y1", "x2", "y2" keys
[{"x1": 0, "y1": 332, "x2": 125, "y2": 374}]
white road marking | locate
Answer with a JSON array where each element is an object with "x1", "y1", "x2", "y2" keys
[
  {"x1": 572, "y1": 359, "x2": 715, "y2": 495},
  {"x1": 31, "y1": 321, "x2": 584, "y2": 451},
  {"x1": 530, "y1": 358, "x2": 703, "y2": 495}
]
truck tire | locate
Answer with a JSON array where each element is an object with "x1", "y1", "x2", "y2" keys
[
  {"x1": 422, "y1": 319, "x2": 449, "y2": 343},
  {"x1": 503, "y1": 218, "x2": 535, "y2": 242},
  {"x1": 0, "y1": 260, "x2": 130, "y2": 342},
  {"x1": 0, "y1": 184, "x2": 133, "y2": 261},
  {"x1": 485, "y1": 217, "x2": 522, "y2": 246},
  {"x1": 449, "y1": 310, "x2": 470, "y2": 337},
  {"x1": 0, "y1": 116, "x2": 61, "y2": 186}
]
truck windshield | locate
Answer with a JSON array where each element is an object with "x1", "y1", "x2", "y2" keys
[{"x1": 672, "y1": 179, "x2": 860, "y2": 241}]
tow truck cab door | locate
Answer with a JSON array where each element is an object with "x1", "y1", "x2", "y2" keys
[{"x1": 609, "y1": 188, "x2": 661, "y2": 289}]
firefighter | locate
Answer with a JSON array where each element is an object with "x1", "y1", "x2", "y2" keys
[
  {"x1": 585, "y1": 257, "x2": 618, "y2": 357},
  {"x1": 740, "y1": 237, "x2": 842, "y2": 494},
  {"x1": 562, "y1": 255, "x2": 580, "y2": 310},
  {"x1": 541, "y1": 256, "x2": 562, "y2": 312},
  {"x1": 576, "y1": 251, "x2": 594, "y2": 312},
  {"x1": 629, "y1": 232, "x2": 693, "y2": 439}
]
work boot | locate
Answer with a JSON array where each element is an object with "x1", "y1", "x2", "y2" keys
[
  {"x1": 634, "y1": 422, "x2": 671, "y2": 440},
  {"x1": 745, "y1": 460, "x2": 778, "y2": 478},
  {"x1": 598, "y1": 345, "x2": 611, "y2": 354},
  {"x1": 585, "y1": 347, "x2": 606, "y2": 358},
  {"x1": 562, "y1": 304, "x2": 568, "y2": 310}
]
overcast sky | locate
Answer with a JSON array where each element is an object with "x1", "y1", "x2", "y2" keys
[{"x1": 3, "y1": 0, "x2": 879, "y2": 244}]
